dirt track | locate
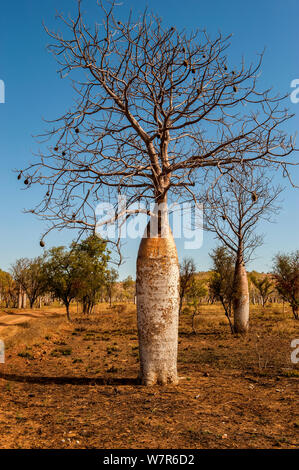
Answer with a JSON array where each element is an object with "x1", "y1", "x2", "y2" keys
[{"x1": 0, "y1": 308, "x2": 64, "y2": 341}]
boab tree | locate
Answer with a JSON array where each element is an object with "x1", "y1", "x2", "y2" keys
[
  {"x1": 203, "y1": 167, "x2": 282, "y2": 333},
  {"x1": 20, "y1": 0, "x2": 296, "y2": 384}
]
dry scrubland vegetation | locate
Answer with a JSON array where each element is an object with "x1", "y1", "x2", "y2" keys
[{"x1": 0, "y1": 302, "x2": 298, "y2": 449}]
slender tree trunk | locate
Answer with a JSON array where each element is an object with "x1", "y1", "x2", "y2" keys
[
  {"x1": 65, "y1": 301, "x2": 71, "y2": 321},
  {"x1": 136, "y1": 199, "x2": 179, "y2": 386},
  {"x1": 292, "y1": 305, "x2": 298, "y2": 320},
  {"x1": 22, "y1": 292, "x2": 27, "y2": 308},
  {"x1": 192, "y1": 308, "x2": 200, "y2": 334},
  {"x1": 83, "y1": 297, "x2": 88, "y2": 314},
  {"x1": 179, "y1": 294, "x2": 184, "y2": 316},
  {"x1": 233, "y1": 252, "x2": 249, "y2": 334},
  {"x1": 220, "y1": 297, "x2": 234, "y2": 334},
  {"x1": 18, "y1": 287, "x2": 22, "y2": 309}
]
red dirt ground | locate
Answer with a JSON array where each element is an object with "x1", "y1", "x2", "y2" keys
[{"x1": 0, "y1": 303, "x2": 298, "y2": 448}]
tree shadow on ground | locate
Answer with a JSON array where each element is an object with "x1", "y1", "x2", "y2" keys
[{"x1": 0, "y1": 371, "x2": 139, "y2": 386}]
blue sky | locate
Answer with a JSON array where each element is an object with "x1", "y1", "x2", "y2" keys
[{"x1": 0, "y1": 0, "x2": 298, "y2": 279}]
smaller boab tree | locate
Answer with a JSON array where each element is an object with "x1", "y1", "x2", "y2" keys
[
  {"x1": 203, "y1": 167, "x2": 282, "y2": 334},
  {"x1": 273, "y1": 251, "x2": 299, "y2": 320}
]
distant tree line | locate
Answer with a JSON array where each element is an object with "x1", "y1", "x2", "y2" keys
[
  {"x1": 0, "y1": 235, "x2": 134, "y2": 320},
  {"x1": 178, "y1": 248, "x2": 299, "y2": 334},
  {"x1": 1, "y1": 236, "x2": 298, "y2": 327}
]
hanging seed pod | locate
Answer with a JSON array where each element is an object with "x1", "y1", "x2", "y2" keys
[
  {"x1": 62, "y1": 151, "x2": 66, "y2": 156},
  {"x1": 233, "y1": 85, "x2": 238, "y2": 93},
  {"x1": 183, "y1": 59, "x2": 188, "y2": 67},
  {"x1": 202, "y1": 54, "x2": 206, "y2": 59},
  {"x1": 54, "y1": 146, "x2": 58, "y2": 152},
  {"x1": 232, "y1": 70, "x2": 235, "y2": 75},
  {"x1": 230, "y1": 178, "x2": 234, "y2": 183},
  {"x1": 251, "y1": 191, "x2": 258, "y2": 202},
  {"x1": 72, "y1": 213, "x2": 76, "y2": 220},
  {"x1": 224, "y1": 65, "x2": 227, "y2": 71},
  {"x1": 222, "y1": 215, "x2": 226, "y2": 221},
  {"x1": 170, "y1": 27, "x2": 174, "y2": 31},
  {"x1": 24, "y1": 178, "x2": 29, "y2": 185},
  {"x1": 191, "y1": 68, "x2": 195, "y2": 74},
  {"x1": 117, "y1": 21, "x2": 122, "y2": 25},
  {"x1": 46, "y1": 191, "x2": 50, "y2": 197},
  {"x1": 182, "y1": 47, "x2": 186, "y2": 53},
  {"x1": 75, "y1": 128, "x2": 80, "y2": 134},
  {"x1": 17, "y1": 173, "x2": 22, "y2": 180},
  {"x1": 40, "y1": 240, "x2": 45, "y2": 248}
]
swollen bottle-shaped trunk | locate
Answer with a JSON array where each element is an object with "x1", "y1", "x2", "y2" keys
[
  {"x1": 18, "y1": 287, "x2": 22, "y2": 309},
  {"x1": 136, "y1": 203, "x2": 180, "y2": 386},
  {"x1": 233, "y1": 258, "x2": 249, "y2": 334}
]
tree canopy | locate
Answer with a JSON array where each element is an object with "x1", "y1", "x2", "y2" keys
[
  {"x1": 44, "y1": 235, "x2": 110, "y2": 319},
  {"x1": 20, "y1": 0, "x2": 297, "y2": 249}
]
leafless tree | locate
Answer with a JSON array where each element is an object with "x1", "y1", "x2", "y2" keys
[
  {"x1": 203, "y1": 166, "x2": 283, "y2": 333},
  {"x1": 20, "y1": 0, "x2": 297, "y2": 383}
]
